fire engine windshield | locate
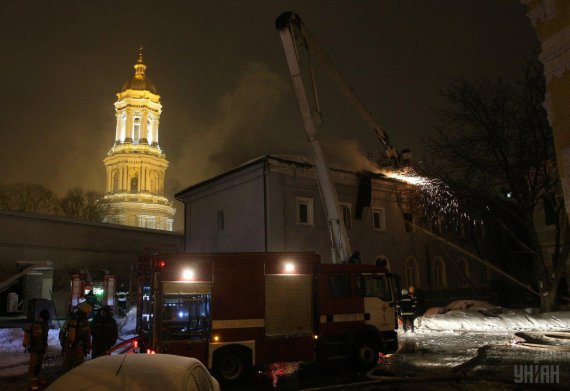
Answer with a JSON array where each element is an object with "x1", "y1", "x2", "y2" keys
[
  {"x1": 161, "y1": 294, "x2": 211, "y2": 341},
  {"x1": 358, "y1": 274, "x2": 392, "y2": 302}
]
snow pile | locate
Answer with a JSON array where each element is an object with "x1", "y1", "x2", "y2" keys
[
  {"x1": 0, "y1": 327, "x2": 61, "y2": 353},
  {"x1": 115, "y1": 306, "x2": 137, "y2": 336},
  {"x1": 417, "y1": 309, "x2": 570, "y2": 332},
  {"x1": 444, "y1": 300, "x2": 499, "y2": 312},
  {"x1": 421, "y1": 300, "x2": 501, "y2": 318}
]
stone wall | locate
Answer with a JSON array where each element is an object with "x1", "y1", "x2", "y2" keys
[{"x1": 0, "y1": 210, "x2": 183, "y2": 315}]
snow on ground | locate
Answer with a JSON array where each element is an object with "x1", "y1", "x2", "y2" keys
[{"x1": 417, "y1": 309, "x2": 570, "y2": 332}]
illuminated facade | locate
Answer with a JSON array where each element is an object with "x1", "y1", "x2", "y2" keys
[{"x1": 103, "y1": 48, "x2": 175, "y2": 231}]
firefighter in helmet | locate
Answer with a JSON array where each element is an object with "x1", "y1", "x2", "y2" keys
[
  {"x1": 62, "y1": 302, "x2": 92, "y2": 372},
  {"x1": 24, "y1": 308, "x2": 50, "y2": 390},
  {"x1": 397, "y1": 288, "x2": 417, "y2": 332}
]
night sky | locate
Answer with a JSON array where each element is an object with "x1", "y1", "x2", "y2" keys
[{"x1": 1, "y1": 1, "x2": 538, "y2": 229}]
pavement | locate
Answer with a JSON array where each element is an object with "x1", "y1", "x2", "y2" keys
[{"x1": 1, "y1": 329, "x2": 569, "y2": 390}]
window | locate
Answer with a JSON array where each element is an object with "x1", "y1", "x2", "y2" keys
[
  {"x1": 161, "y1": 293, "x2": 211, "y2": 342},
  {"x1": 373, "y1": 208, "x2": 386, "y2": 231},
  {"x1": 432, "y1": 258, "x2": 446, "y2": 288},
  {"x1": 147, "y1": 217, "x2": 156, "y2": 229},
  {"x1": 130, "y1": 176, "x2": 138, "y2": 192},
  {"x1": 133, "y1": 117, "x2": 140, "y2": 142},
  {"x1": 340, "y1": 203, "x2": 352, "y2": 229},
  {"x1": 296, "y1": 197, "x2": 314, "y2": 225},
  {"x1": 358, "y1": 274, "x2": 392, "y2": 301},
  {"x1": 405, "y1": 257, "x2": 418, "y2": 288},
  {"x1": 217, "y1": 210, "x2": 224, "y2": 231},
  {"x1": 329, "y1": 274, "x2": 351, "y2": 298},
  {"x1": 457, "y1": 259, "x2": 469, "y2": 286}
]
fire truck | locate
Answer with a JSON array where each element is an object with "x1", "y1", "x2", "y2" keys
[{"x1": 136, "y1": 251, "x2": 398, "y2": 384}]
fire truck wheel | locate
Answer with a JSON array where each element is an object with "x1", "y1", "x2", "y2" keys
[
  {"x1": 213, "y1": 347, "x2": 250, "y2": 384},
  {"x1": 351, "y1": 337, "x2": 379, "y2": 371}
]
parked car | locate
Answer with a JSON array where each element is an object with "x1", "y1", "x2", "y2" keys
[{"x1": 47, "y1": 354, "x2": 220, "y2": 391}]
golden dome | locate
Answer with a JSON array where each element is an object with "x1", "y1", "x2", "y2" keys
[{"x1": 121, "y1": 45, "x2": 158, "y2": 94}]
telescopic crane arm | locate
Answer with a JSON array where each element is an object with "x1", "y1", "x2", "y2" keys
[
  {"x1": 276, "y1": 12, "x2": 399, "y2": 263},
  {"x1": 276, "y1": 12, "x2": 352, "y2": 263},
  {"x1": 276, "y1": 12, "x2": 399, "y2": 166}
]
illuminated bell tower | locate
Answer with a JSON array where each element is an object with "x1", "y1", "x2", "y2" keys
[{"x1": 103, "y1": 46, "x2": 175, "y2": 231}]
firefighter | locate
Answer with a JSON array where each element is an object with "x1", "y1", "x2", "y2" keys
[
  {"x1": 91, "y1": 306, "x2": 118, "y2": 358},
  {"x1": 408, "y1": 286, "x2": 416, "y2": 302},
  {"x1": 62, "y1": 302, "x2": 92, "y2": 372},
  {"x1": 24, "y1": 308, "x2": 49, "y2": 390},
  {"x1": 408, "y1": 285, "x2": 424, "y2": 315},
  {"x1": 83, "y1": 290, "x2": 101, "y2": 317},
  {"x1": 398, "y1": 288, "x2": 416, "y2": 332}
]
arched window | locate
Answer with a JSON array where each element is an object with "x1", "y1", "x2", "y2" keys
[
  {"x1": 405, "y1": 257, "x2": 419, "y2": 288},
  {"x1": 130, "y1": 175, "x2": 139, "y2": 193},
  {"x1": 432, "y1": 258, "x2": 446, "y2": 288},
  {"x1": 133, "y1": 117, "x2": 140, "y2": 142},
  {"x1": 457, "y1": 258, "x2": 469, "y2": 286},
  {"x1": 111, "y1": 170, "x2": 119, "y2": 193}
]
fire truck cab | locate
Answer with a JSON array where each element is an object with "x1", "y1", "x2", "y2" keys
[{"x1": 136, "y1": 252, "x2": 398, "y2": 384}]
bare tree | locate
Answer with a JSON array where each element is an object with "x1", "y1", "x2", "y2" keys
[
  {"x1": 0, "y1": 183, "x2": 58, "y2": 214},
  {"x1": 423, "y1": 60, "x2": 568, "y2": 312},
  {"x1": 59, "y1": 188, "x2": 109, "y2": 222}
]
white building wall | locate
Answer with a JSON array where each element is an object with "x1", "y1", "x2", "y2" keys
[{"x1": 183, "y1": 163, "x2": 266, "y2": 253}]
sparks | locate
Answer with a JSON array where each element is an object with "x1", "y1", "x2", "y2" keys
[{"x1": 380, "y1": 167, "x2": 480, "y2": 231}]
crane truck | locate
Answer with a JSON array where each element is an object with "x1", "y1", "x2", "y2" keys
[{"x1": 132, "y1": 12, "x2": 401, "y2": 385}]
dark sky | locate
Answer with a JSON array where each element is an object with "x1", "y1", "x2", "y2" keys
[{"x1": 0, "y1": 1, "x2": 538, "y2": 228}]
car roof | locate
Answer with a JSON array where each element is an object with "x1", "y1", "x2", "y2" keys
[{"x1": 47, "y1": 354, "x2": 216, "y2": 391}]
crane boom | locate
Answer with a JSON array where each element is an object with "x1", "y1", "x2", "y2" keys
[
  {"x1": 276, "y1": 12, "x2": 399, "y2": 166},
  {"x1": 276, "y1": 12, "x2": 351, "y2": 263}
]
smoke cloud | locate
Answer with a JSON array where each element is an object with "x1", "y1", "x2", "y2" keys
[
  {"x1": 173, "y1": 62, "x2": 290, "y2": 186},
  {"x1": 172, "y1": 61, "x2": 381, "y2": 192}
]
